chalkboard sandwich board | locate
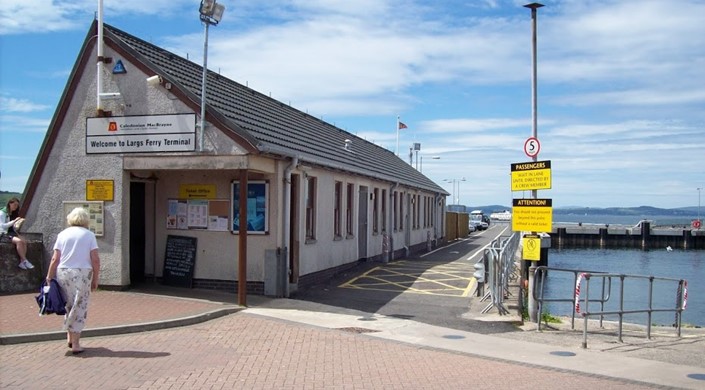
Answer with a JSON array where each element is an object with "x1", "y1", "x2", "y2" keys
[{"x1": 163, "y1": 235, "x2": 197, "y2": 288}]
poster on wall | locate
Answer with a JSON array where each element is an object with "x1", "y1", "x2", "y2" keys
[
  {"x1": 167, "y1": 199, "x2": 231, "y2": 231},
  {"x1": 207, "y1": 200, "x2": 230, "y2": 231},
  {"x1": 231, "y1": 180, "x2": 268, "y2": 234},
  {"x1": 167, "y1": 199, "x2": 189, "y2": 230},
  {"x1": 187, "y1": 199, "x2": 208, "y2": 228},
  {"x1": 62, "y1": 201, "x2": 104, "y2": 236}
]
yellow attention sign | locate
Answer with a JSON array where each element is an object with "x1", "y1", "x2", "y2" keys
[
  {"x1": 179, "y1": 184, "x2": 216, "y2": 199},
  {"x1": 86, "y1": 180, "x2": 114, "y2": 201},
  {"x1": 512, "y1": 198, "x2": 553, "y2": 232},
  {"x1": 511, "y1": 160, "x2": 551, "y2": 191},
  {"x1": 522, "y1": 235, "x2": 541, "y2": 261}
]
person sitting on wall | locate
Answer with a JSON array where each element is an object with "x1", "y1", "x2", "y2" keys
[{"x1": 0, "y1": 197, "x2": 34, "y2": 269}]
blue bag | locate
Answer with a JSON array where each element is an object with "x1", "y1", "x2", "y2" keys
[{"x1": 35, "y1": 279, "x2": 67, "y2": 316}]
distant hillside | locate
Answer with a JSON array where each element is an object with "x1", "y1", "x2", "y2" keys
[
  {"x1": 553, "y1": 206, "x2": 696, "y2": 216},
  {"x1": 468, "y1": 205, "x2": 698, "y2": 216},
  {"x1": 0, "y1": 191, "x2": 22, "y2": 206}
]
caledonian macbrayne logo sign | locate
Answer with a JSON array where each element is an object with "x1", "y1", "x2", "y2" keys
[{"x1": 512, "y1": 198, "x2": 553, "y2": 233}]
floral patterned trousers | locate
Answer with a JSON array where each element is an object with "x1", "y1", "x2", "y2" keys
[{"x1": 57, "y1": 268, "x2": 93, "y2": 333}]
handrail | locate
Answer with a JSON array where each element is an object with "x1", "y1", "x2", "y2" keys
[
  {"x1": 577, "y1": 273, "x2": 687, "y2": 348},
  {"x1": 533, "y1": 266, "x2": 611, "y2": 331},
  {"x1": 532, "y1": 266, "x2": 687, "y2": 348}
]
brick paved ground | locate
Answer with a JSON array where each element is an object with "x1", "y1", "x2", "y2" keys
[
  {"x1": 0, "y1": 313, "x2": 659, "y2": 390},
  {"x1": 0, "y1": 290, "x2": 227, "y2": 335}
]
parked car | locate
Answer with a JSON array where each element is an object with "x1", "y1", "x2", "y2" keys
[{"x1": 482, "y1": 215, "x2": 491, "y2": 227}]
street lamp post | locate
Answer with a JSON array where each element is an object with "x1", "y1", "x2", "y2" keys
[
  {"x1": 198, "y1": 0, "x2": 225, "y2": 152},
  {"x1": 457, "y1": 178, "x2": 466, "y2": 205},
  {"x1": 420, "y1": 155, "x2": 440, "y2": 173},
  {"x1": 444, "y1": 178, "x2": 466, "y2": 205}
]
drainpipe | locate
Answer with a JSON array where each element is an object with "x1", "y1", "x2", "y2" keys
[
  {"x1": 282, "y1": 156, "x2": 299, "y2": 297},
  {"x1": 387, "y1": 182, "x2": 399, "y2": 262},
  {"x1": 434, "y1": 192, "x2": 443, "y2": 245}
]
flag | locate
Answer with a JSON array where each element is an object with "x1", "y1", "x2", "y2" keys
[{"x1": 398, "y1": 121, "x2": 408, "y2": 130}]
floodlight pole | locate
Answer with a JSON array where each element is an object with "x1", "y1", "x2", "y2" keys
[
  {"x1": 524, "y1": 2, "x2": 544, "y2": 324},
  {"x1": 526, "y1": 3, "x2": 542, "y2": 170},
  {"x1": 199, "y1": 1, "x2": 224, "y2": 152},
  {"x1": 199, "y1": 21, "x2": 210, "y2": 152}
]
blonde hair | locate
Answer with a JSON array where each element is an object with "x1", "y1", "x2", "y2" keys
[{"x1": 66, "y1": 207, "x2": 90, "y2": 227}]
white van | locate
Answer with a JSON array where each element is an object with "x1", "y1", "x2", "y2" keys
[{"x1": 469, "y1": 210, "x2": 488, "y2": 231}]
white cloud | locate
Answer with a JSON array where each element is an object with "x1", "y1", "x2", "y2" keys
[
  {"x1": 0, "y1": 0, "x2": 81, "y2": 34},
  {"x1": 0, "y1": 0, "x2": 198, "y2": 35},
  {"x1": 0, "y1": 115, "x2": 50, "y2": 132},
  {"x1": 2, "y1": 0, "x2": 704, "y2": 207},
  {"x1": 0, "y1": 97, "x2": 49, "y2": 112},
  {"x1": 556, "y1": 88, "x2": 705, "y2": 107}
]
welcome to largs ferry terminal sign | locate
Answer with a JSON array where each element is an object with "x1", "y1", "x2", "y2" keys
[{"x1": 86, "y1": 113, "x2": 196, "y2": 154}]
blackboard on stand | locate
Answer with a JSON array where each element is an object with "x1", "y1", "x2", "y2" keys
[{"x1": 163, "y1": 235, "x2": 197, "y2": 288}]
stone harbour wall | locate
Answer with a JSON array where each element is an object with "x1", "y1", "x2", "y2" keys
[{"x1": 1, "y1": 234, "x2": 44, "y2": 294}]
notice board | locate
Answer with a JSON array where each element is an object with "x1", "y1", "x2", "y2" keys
[
  {"x1": 163, "y1": 235, "x2": 197, "y2": 288},
  {"x1": 62, "y1": 201, "x2": 104, "y2": 236},
  {"x1": 510, "y1": 160, "x2": 552, "y2": 191},
  {"x1": 511, "y1": 198, "x2": 553, "y2": 233}
]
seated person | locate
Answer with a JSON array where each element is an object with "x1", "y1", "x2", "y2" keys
[{"x1": 1, "y1": 197, "x2": 34, "y2": 269}]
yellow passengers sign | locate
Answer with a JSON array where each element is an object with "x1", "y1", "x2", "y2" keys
[{"x1": 511, "y1": 160, "x2": 551, "y2": 191}]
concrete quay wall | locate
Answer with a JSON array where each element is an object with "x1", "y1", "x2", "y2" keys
[{"x1": 552, "y1": 222, "x2": 705, "y2": 250}]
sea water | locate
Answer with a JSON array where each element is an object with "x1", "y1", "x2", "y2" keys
[
  {"x1": 536, "y1": 214, "x2": 704, "y2": 326},
  {"x1": 541, "y1": 248, "x2": 704, "y2": 327}
]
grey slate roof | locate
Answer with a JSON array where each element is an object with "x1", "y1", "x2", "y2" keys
[{"x1": 103, "y1": 23, "x2": 448, "y2": 195}]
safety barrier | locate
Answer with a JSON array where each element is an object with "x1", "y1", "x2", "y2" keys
[
  {"x1": 533, "y1": 266, "x2": 687, "y2": 349},
  {"x1": 478, "y1": 232, "x2": 521, "y2": 315},
  {"x1": 533, "y1": 266, "x2": 611, "y2": 331}
]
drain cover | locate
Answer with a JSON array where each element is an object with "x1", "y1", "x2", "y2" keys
[
  {"x1": 337, "y1": 327, "x2": 380, "y2": 334},
  {"x1": 550, "y1": 351, "x2": 577, "y2": 357}
]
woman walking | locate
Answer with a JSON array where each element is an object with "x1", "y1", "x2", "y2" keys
[{"x1": 46, "y1": 207, "x2": 100, "y2": 354}]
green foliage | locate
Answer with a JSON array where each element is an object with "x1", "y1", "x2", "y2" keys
[
  {"x1": 0, "y1": 191, "x2": 22, "y2": 206},
  {"x1": 541, "y1": 311, "x2": 562, "y2": 324}
]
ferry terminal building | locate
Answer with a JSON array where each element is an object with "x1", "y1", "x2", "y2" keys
[{"x1": 21, "y1": 21, "x2": 450, "y2": 297}]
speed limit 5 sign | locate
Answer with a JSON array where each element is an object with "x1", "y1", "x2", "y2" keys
[{"x1": 524, "y1": 137, "x2": 540, "y2": 158}]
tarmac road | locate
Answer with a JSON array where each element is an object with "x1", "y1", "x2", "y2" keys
[{"x1": 289, "y1": 223, "x2": 520, "y2": 335}]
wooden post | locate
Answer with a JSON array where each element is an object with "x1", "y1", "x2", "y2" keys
[{"x1": 641, "y1": 221, "x2": 650, "y2": 250}]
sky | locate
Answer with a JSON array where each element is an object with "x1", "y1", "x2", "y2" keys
[{"x1": 1, "y1": 0, "x2": 704, "y2": 209}]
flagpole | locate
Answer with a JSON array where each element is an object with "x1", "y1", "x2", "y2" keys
[{"x1": 396, "y1": 116, "x2": 400, "y2": 156}]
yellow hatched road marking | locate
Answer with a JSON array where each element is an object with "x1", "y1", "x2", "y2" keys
[{"x1": 339, "y1": 261, "x2": 478, "y2": 297}]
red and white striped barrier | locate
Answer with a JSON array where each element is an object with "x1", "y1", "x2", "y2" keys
[
  {"x1": 682, "y1": 281, "x2": 688, "y2": 310},
  {"x1": 574, "y1": 272, "x2": 587, "y2": 314}
]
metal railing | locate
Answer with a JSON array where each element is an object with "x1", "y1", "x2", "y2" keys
[
  {"x1": 479, "y1": 232, "x2": 521, "y2": 315},
  {"x1": 533, "y1": 266, "x2": 611, "y2": 331},
  {"x1": 533, "y1": 266, "x2": 688, "y2": 348}
]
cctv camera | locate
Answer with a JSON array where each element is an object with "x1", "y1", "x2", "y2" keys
[{"x1": 146, "y1": 75, "x2": 163, "y2": 86}]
